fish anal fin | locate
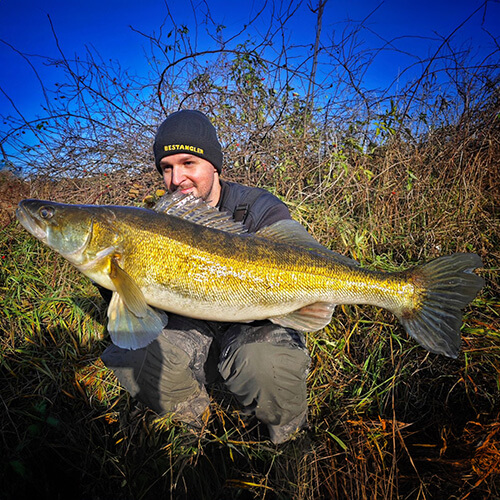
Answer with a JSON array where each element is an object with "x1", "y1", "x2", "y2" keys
[
  {"x1": 271, "y1": 302, "x2": 336, "y2": 332},
  {"x1": 107, "y1": 292, "x2": 168, "y2": 350}
]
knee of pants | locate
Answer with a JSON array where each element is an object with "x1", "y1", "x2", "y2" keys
[
  {"x1": 102, "y1": 328, "x2": 209, "y2": 414},
  {"x1": 219, "y1": 339, "x2": 310, "y2": 427}
]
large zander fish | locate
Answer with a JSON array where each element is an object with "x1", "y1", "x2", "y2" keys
[{"x1": 16, "y1": 193, "x2": 484, "y2": 357}]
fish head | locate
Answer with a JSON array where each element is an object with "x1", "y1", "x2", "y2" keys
[{"x1": 16, "y1": 199, "x2": 114, "y2": 267}]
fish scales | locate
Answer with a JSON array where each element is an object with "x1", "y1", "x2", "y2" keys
[{"x1": 111, "y1": 212, "x2": 406, "y2": 313}]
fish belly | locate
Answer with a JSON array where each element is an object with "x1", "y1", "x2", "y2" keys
[{"x1": 142, "y1": 283, "x2": 316, "y2": 323}]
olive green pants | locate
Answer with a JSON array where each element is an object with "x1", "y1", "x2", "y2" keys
[{"x1": 101, "y1": 315, "x2": 310, "y2": 443}]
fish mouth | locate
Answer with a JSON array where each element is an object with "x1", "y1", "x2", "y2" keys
[{"x1": 16, "y1": 202, "x2": 48, "y2": 242}]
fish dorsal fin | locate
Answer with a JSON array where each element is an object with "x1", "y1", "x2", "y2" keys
[
  {"x1": 154, "y1": 192, "x2": 247, "y2": 234},
  {"x1": 256, "y1": 220, "x2": 359, "y2": 266}
]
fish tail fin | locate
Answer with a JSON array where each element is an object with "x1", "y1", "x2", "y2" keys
[{"x1": 398, "y1": 253, "x2": 484, "y2": 358}]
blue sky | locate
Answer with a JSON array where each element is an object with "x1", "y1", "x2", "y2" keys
[{"x1": 1, "y1": 0, "x2": 499, "y2": 140}]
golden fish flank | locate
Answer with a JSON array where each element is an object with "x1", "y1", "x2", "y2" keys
[
  {"x1": 16, "y1": 192, "x2": 484, "y2": 356},
  {"x1": 188, "y1": 255, "x2": 269, "y2": 288}
]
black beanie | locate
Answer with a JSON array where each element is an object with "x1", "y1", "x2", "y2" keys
[{"x1": 153, "y1": 110, "x2": 223, "y2": 173}]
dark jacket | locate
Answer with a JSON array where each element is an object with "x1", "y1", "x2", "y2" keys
[{"x1": 218, "y1": 180, "x2": 291, "y2": 233}]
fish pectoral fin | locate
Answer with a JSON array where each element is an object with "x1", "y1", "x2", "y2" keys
[
  {"x1": 270, "y1": 302, "x2": 336, "y2": 332},
  {"x1": 107, "y1": 292, "x2": 168, "y2": 350},
  {"x1": 108, "y1": 258, "x2": 168, "y2": 350},
  {"x1": 109, "y1": 258, "x2": 149, "y2": 317}
]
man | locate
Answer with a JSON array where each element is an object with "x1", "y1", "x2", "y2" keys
[{"x1": 101, "y1": 110, "x2": 311, "y2": 444}]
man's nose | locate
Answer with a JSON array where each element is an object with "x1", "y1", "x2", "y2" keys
[{"x1": 171, "y1": 167, "x2": 187, "y2": 186}]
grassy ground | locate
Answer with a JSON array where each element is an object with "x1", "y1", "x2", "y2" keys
[{"x1": 1, "y1": 123, "x2": 499, "y2": 499}]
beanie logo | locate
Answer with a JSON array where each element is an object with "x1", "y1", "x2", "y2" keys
[{"x1": 164, "y1": 144, "x2": 204, "y2": 155}]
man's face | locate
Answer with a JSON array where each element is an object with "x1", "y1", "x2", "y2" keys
[{"x1": 159, "y1": 153, "x2": 221, "y2": 206}]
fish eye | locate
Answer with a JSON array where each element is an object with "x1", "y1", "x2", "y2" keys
[{"x1": 39, "y1": 206, "x2": 54, "y2": 219}]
